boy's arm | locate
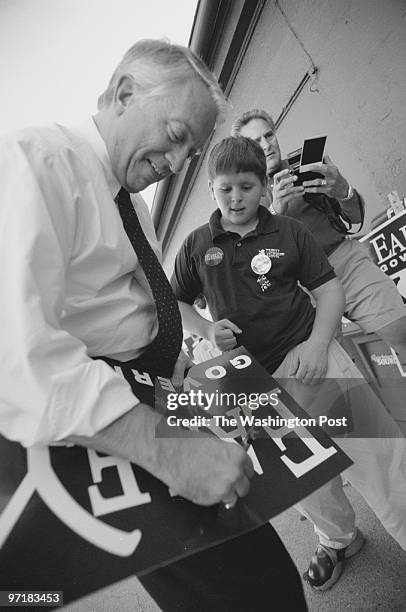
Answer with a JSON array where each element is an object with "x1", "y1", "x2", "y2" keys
[
  {"x1": 288, "y1": 278, "x2": 345, "y2": 384},
  {"x1": 179, "y1": 301, "x2": 242, "y2": 352}
]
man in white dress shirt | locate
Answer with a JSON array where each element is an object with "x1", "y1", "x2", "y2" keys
[{"x1": 0, "y1": 40, "x2": 307, "y2": 611}]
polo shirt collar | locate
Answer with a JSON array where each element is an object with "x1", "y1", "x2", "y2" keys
[{"x1": 208, "y1": 206, "x2": 278, "y2": 240}]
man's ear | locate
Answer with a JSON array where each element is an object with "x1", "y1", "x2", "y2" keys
[
  {"x1": 113, "y1": 74, "x2": 135, "y2": 115},
  {"x1": 208, "y1": 180, "x2": 216, "y2": 201}
]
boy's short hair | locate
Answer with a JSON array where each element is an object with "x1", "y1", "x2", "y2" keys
[{"x1": 208, "y1": 136, "x2": 267, "y2": 182}]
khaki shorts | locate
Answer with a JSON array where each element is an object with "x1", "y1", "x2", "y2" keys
[{"x1": 329, "y1": 239, "x2": 406, "y2": 333}]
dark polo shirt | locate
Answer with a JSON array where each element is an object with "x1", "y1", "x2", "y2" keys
[{"x1": 171, "y1": 206, "x2": 336, "y2": 373}]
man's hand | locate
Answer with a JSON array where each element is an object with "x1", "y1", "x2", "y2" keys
[
  {"x1": 171, "y1": 349, "x2": 193, "y2": 388},
  {"x1": 209, "y1": 319, "x2": 242, "y2": 352},
  {"x1": 69, "y1": 402, "x2": 254, "y2": 507},
  {"x1": 288, "y1": 339, "x2": 329, "y2": 384},
  {"x1": 302, "y1": 154, "x2": 349, "y2": 200},
  {"x1": 271, "y1": 168, "x2": 305, "y2": 213},
  {"x1": 157, "y1": 433, "x2": 254, "y2": 506}
]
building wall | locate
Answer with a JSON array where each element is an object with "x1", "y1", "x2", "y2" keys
[{"x1": 164, "y1": 0, "x2": 406, "y2": 274}]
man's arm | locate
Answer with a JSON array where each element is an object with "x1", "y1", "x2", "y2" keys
[
  {"x1": 179, "y1": 301, "x2": 242, "y2": 352},
  {"x1": 0, "y1": 138, "x2": 142, "y2": 447},
  {"x1": 269, "y1": 155, "x2": 364, "y2": 225},
  {"x1": 68, "y1": 401, "x2": 254, "y2": 506},
  {"x1": 301, "y1": 154, "x2": 365, "y2": 224},
  {"x1": 288, "y1": 278, "x2": 345, "y2": 384}
]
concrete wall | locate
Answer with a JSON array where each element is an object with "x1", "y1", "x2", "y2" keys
[{"x1": 164, "y1": 0, "x2": 406, "y2": 273}]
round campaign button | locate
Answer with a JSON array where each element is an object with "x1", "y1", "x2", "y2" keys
[
  {"x1": 204, "y1": 247, "x2": 224, "y2": 266},
  {"x1": 251, "y1": 252, "x2": 272, "y2": 275}
]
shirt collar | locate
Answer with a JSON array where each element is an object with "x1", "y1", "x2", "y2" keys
[
  {"x1": 208, "y1": 206, "x2": 278, "y2": 241},
  {"x1": 70, "y1": 117, "x2": 121, "y2": 199}
]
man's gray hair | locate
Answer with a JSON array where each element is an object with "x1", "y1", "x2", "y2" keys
[
  {"x1": 98, "y1": 39, "x2": 227, "y2": 121},
  {"x1": 231, "y1": 109, "x2": 275, "y2": 136}
]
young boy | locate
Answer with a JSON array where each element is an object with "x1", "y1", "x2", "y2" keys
[{"x1": 171, "y1": 136, "x2": 406, "y2": 590}]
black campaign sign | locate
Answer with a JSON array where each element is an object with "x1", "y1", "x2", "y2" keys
[{"x1": 0, "y1": 348, "x2": 351, "y2": 606}]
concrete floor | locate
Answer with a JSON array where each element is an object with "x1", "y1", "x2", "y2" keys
[
  {"x1": 64, "y1": 484, "x2": 406, "y2": 612},
  {"x1": 271, "y1": 484, "x2": 406, "y2": 612}
]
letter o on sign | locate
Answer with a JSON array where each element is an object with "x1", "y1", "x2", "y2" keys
[{"x1": 205, "y1": 365, "x2": 226, "y2": 379}]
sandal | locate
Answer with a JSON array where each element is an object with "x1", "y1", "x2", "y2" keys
[{"x1": 303, "y1": 528, "x2": 365, "y2": 591}]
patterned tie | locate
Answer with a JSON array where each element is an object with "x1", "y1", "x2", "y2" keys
[{"x1": 116, "y1": 188, "x2": 183, "y2": 376}]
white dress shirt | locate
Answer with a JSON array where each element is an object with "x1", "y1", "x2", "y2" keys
[{"x1": 0, "y1": 118, "x2": 160, "y2": 446}]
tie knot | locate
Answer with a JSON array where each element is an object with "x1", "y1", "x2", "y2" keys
[{"x1": 117, "y1": 187, "x2": 132, "y2": 206}]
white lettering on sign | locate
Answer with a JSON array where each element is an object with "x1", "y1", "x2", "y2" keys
[
  {"x1": 183, "y1": 354, "x2": 252, "y2": 389},
  {"x1": 88, "y1": 450, "x2": 151, "y2": 517},
  {"x1": 182, "y1": 353, "x2": 337, "y2": 479},
  {"x1": 205, "y1": 365, "x2": 227, "y2": 379},
  {"x1": 369, "y1": 225, "x2": 406, "y2": 265},
  {"x1": 262, "y1": 394, "x2": 337, "y2": 478},
  {"x1": 157, "y1": 376, "x2": 176, "y2": 392},
  {"x1": 229, "y1": 355, "x2": 252, "y2": 369},
  {"x1": 206, "y1": 392, "x2": 337, "y2": 479},
  {"x1": 370, "y1": 353, "x2": 397, "y2": 366},
  {"x1": 26, "y1": 447, "x2": 142, "y2": 557},
  {"x1": 131, "y1": 370, "x2": 153, "y2": 386},
  {"x1": 208, "y1": 406, "x2": 248, "y2": 440},
  {"x1": 202, "y1": 354, "x2": 252, "y2": 380}
]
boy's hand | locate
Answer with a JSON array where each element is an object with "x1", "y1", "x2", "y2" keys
[
  {"x1": 271, "y1": 168, "x2": 304, "y2": 213},
  {"x1": 210, "y1": 319, "x2": 242, "y2": 352},
  {"x1": 288, "y1": 340, "x2": 329, "y2": 384}
]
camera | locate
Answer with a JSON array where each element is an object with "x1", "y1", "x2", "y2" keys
[{"x1": 287, "y1": 136, "x2": 327, "y2": 186}]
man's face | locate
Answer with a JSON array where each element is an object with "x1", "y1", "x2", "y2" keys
[
  {"x1": 209, "y1": 171, "x2": 265, "y2": 231},
  {"x1": 239, "y1": 118, "x2": 282, "y2": 178},
  {"x1": 108, "y1": 78, "x2": 217, "y2": 192}
]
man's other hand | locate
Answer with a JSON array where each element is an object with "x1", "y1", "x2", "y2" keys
[
  {"x1": 302, "y1": 154, "x2": 350, "y2": 200},
  {"x1": 271, "y1": 168, "x2": 304, "y2": 213}
]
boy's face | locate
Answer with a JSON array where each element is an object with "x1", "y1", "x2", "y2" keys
[{"x1": 209, "y1": 171, "x2": 266, "y2": 230}]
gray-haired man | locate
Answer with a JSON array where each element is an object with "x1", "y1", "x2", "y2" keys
[{"x1": 0, "y1": 43, "x2": 307, "y2": 610}]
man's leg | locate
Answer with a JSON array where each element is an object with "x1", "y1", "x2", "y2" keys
[
  {"x1": 295, "y1": 477, "x2": 356, "y2": 549},
  {"x1": 329, "y1": 239, "x2": 406, "y2": 361},
  {"x1": 327, "y1": 341, "x2": 406, "y2": 549},
  {"x1": 274, "y1": 338, "x2": 406, "y2": 587},
  {"x1": 274, "y1": 342, "x2": 358, "y2": 548},
  {"x1": 328, "y1": 240, "x2": 406, "y2": 542},
  {"x1": 273, "y1": 344, "x2": 361, "y2": 590},
  {"x1": 139, "y1": 524, "x2": 308, "y2": 611}
]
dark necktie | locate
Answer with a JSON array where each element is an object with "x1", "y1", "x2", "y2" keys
[{"x1": 116, "y1": 188, "x2": 183, "y2": 376}]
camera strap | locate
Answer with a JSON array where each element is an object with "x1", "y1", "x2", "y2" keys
[{"x1": 305, "y1": 194, "x2": 365, "y2": 235}]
